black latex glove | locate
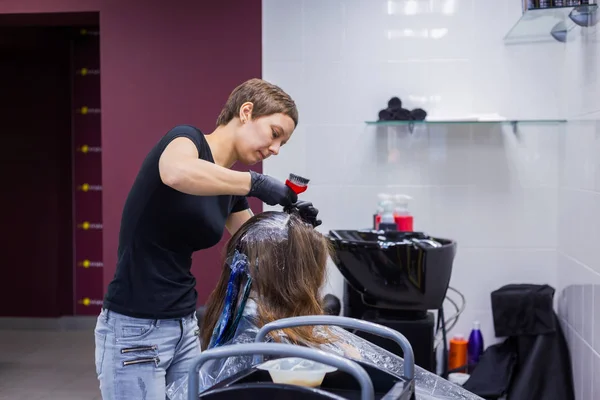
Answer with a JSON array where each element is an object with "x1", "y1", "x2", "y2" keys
[
  {"x1": 248, "y1": 170, "x2": 297, "y2": 207},
  {"x1": 291, "y1": 200, "x2": 322, "y2": 228}
]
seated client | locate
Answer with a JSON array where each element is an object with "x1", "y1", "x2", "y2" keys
[{"x1": 166, "y1": 210, "x2": 482, "y2": 400}]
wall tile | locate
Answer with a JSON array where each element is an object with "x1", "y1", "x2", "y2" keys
[
  {"x1": 452, "y1": 249, "x2": 557, "y2": 302},
  {"x1": 300, "y1": 62, "x2": 348, "y2": 125},
  {"x1": 583, "y1": 282, "x2": 594, "y2": 345},
  {"x1": 423, "y1": 60, "x2": 474, "y2": 119},
  {"x1": 593, "y1": 352, "x2": 600, "y2": 400},
  {"x1": 582, "y1": 341, "x2": 594, "y2": 400},
  {"x1": 559, "y1": 188, "x2": 600, "y2": 275},
  {"x1": 561, "y1": 121, "x2": 597, "y2": 191},
  {"x1": 430, "y1": 185, "x2": 557, "y2": 248},
  {"x1": 570, "y1": 326, "x2": 583, "y2": 400},
  {"x1": 302, "y1": 0, "x2": 346, "y2": 62},
  {"x1": 341, "y1": 0, "x2": 478, "y2": 62},
  {"x1": 340, "y1": 0, "x2": 393, "y2": 62},
  {"x1": 262, "y1": 0, "x2": 304, "y2": 63},
  {"x1": 593, "y1": 284, "x2": 600, "y2": 357}
]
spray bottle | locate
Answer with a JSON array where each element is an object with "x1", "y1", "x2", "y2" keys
[
  {"x1": 393, "y1": 194, "x2": 413, "y2": 231},
  {"x1": 374, "y1": 193, "x2": 396, "y2": 231}
]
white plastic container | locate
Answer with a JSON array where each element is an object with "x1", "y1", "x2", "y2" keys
[
  {"x1": 448, "y1": 372, "x2": 470, "y2": 386},
  {"x1": 393, "y1": 194, "x2": 412, "y2": 217},
  {"x1": 377, "y1": 193, "x2": 395, "y2": 224},
  {"x1": 257, "y1": 357, "x2": 338, "y2": 388}
]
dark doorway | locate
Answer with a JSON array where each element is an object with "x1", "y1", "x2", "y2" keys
[{"x1": 0, "y1": 12, "x2": 100, "y2": 317}]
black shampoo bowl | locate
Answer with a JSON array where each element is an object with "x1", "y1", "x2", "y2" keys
[{"x1": 328, "y1": 230, "x2": 456, "y2": 310}]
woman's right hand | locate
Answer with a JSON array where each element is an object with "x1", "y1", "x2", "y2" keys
[{"x1": 247, "y1": 171, "x2": 298, "y2": 207}]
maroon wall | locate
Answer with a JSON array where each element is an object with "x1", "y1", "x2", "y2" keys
[
  {"x1": 0, "y1": 0, "x2": 263, "y2": 314},
  {"x1": 99, "y1": 0, "x2": 263, "y2": 308}
]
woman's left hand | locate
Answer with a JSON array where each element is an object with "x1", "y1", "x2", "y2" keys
[{"x1": 293, "y1": 200, "x2": 322, "y2": 228}]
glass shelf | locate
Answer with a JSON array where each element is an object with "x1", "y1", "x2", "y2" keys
[
  {"x1": 365, "y1": 119, "x2": 567, "y2": 126},
  {"x1": 504, "y1": 4, "x2": 598, "y2": 44},
  {"x1": 365, "y1": 119, "x2": 567, "y2": 134}
]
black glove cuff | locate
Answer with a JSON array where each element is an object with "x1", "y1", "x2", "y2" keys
[{"x1": 247, "y1": 170, "x2": 263, "y2": 197}]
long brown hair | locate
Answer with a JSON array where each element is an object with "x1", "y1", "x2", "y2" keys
[{"x1": 201, "y1": 211, "x2": 332, "y2": 350}]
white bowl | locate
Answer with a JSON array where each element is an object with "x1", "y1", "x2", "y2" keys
[{"x1": 257, "y1": 357, "x2": 338, "y2": 388}]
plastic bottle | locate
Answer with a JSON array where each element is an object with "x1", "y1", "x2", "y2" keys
[
  {"x1": 467, "y1": 321, "x2": 484, "y2": 372},
  {"x1": 393, "y1": 194, "x2": 413, "y2": 232},
  {"x1": 375, "y1": 194, "x2": 396, "y2": 231},
  {"x1": 448, "y1": 334, "x2": 468, "y2": 373}
]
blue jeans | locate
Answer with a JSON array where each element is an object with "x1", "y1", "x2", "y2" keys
[{"x1": 94, "y1": 308, "x2": 202, "y2": 400}]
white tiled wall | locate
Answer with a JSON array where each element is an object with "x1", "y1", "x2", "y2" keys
[
  {"x1": 557, "y1": 23, "x2": 600, "y2": 400},
  {"x1": 262, "y1": 0, "x2": 566, "y2": 352}
]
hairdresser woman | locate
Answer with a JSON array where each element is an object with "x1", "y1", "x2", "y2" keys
[{"x1": 94, "y1": 78, "x2": 320, "y2": 400}]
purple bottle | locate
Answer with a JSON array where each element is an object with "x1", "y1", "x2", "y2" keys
[{"x1": 467, "y1": 321, "x2": 484, "y2": 372}]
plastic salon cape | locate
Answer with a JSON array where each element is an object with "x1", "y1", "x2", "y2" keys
[{"x1": 166, "y1": 301, "x2": 483, "y2": 400}]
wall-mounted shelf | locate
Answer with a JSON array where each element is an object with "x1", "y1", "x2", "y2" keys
[
  {"x1": 504, "y1": 4, "x2": 598, "y2": 44},
  {"x1": 366, "y1": 119, "x2": 567, "y2": 134}
]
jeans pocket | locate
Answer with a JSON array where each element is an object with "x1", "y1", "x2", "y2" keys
[
  {"x1": 120, "y1": 322, "x2": 156, "y2": 340},
  {"x1": 94, "y1": 331, "x2": 106, "y2": 376},
  {"x1": 94, "y1": 314, "x2": 111, "y2": 377}
]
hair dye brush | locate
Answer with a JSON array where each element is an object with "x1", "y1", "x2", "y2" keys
[
  {"x1": 283, "y1": 174, "x2": 321, "y2": 228},
  {"x1": 285, "y1": 173, "x2": 309, "y2": 195}
]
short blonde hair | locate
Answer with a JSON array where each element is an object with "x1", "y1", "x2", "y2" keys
[{"x1": 216, "y1": 78, "x2": 298, "y2": 127}]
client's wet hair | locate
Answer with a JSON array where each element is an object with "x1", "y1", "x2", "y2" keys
[{"x1": 201, "y1": 211, "x2": 332, "y2": 350}]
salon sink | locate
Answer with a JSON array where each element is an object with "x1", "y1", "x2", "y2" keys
[{"x1": 327, "y1": 230, "x2": 456, "y2": 311}]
